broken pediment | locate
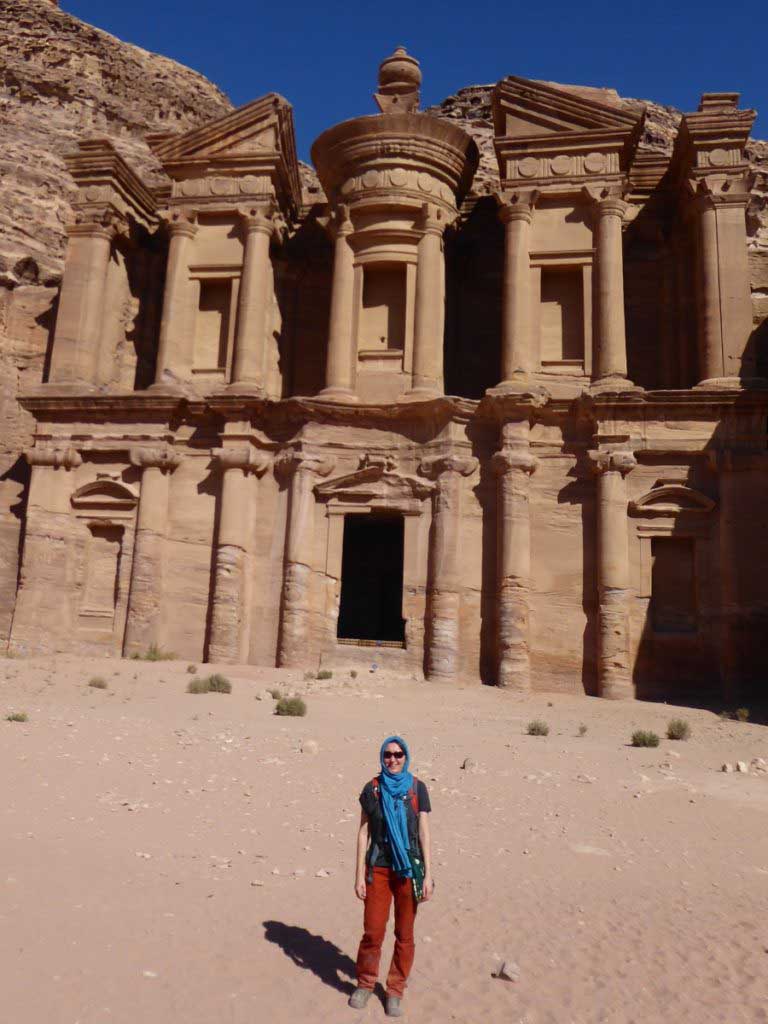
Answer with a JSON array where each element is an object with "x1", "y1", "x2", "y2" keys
[
  {"x1": 493, "y1": 77, "x2": 642, "y2": 140},
  {"x1": 315, "y1": 464, "x2": 434, "y2": 505},
  {"x1": 147, "y1": 94, "x2": 300, "y2": 214},
  {"x1": 492, "y1": 77, "x2": 644, "y2": 189},
  {"x1": 629, "y1": 484, "x2": 715, "y2": 517}
]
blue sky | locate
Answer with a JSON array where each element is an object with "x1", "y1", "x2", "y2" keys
[{"x1": 67, "y1": 0, "x2": 764, "y2": 160}]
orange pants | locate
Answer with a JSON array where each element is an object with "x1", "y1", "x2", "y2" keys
[{"x1": 355, "y1": 866, "x2": 417, "y2": 998}]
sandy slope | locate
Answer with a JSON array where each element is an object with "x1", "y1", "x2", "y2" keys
[{"x1": 1, "y1": 655, "x2": 767, "y2": 1024}]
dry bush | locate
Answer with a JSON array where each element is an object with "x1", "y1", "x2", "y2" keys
[
  {"x1": 526, "y1": 719, "x2": 549, "y2": 736},
  {"x1": 275, "y1": 696, "x2": 307, "y2": 717},
  {"x1": 667, "y1": 718, "x2": 691, "y2": 741},
  {"x1": 631, "y1": 729, "x2": 660, "y2": 748}
]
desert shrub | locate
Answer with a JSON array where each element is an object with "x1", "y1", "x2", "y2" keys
[
  {"x1": 186, "y1": 664, "x2": 197, "y2": 674},
  {"x1": 6, "y1": 712, "x2": 27, "y2": 722},
  {"x1": 736, "y1": 707, "x2": 750, "y2": 722},
  {"x1": 275, "y1": 696, "x2": 307, "y2": 717},
  {"x1": 631, "y1": 729, "x2": 660, "y2": 748},
  {"x1": 350, "y1": 670, "x2": 358, "y2": 679},
  {"x1": 316, "y1": 670, "x2": 333, "y2": 680},
  {"x1": 88, "y1": 676, "x2": 107, "y2": 689},
  {"x1": 667, "y1": 718, "x2": 691, "y2": 741},
  {"x1": 131, "y1": 643, "x2": 176, "y2": 662},
  {"x1": 526, "y1": 719, "x2": 549, "y2": 736},
  {"x1": 187, "y1": 677, "x2": 210, "y2": 694},
  {"x1": 207, "y1": 673, "x2": 231, "y2": 694},
  {"x1": 578, "y1": 724, "x2": 588, "y2": 737}
]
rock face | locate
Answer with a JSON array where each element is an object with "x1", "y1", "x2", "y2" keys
[
  {"x1": 0, "y1": 0, "x2": 232, "y2": 639},
  {"x1": 0, "y1": 0, "x2": 232, "y2": 281}
]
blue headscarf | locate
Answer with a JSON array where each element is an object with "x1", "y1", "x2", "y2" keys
[{"x1": 378, "y1": 735, "x2": 415, "y2": 878}]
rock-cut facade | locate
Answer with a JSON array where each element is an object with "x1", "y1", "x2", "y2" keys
[{"x1": 11, "y1": 48, "x2": 768, "y2": 701}]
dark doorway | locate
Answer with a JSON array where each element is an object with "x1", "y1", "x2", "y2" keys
[{"x1": 337, "y1": 515, "x2": 405, "y2": 644}]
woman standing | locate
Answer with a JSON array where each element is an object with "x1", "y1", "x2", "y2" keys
[{"x1": 349, "y1": 735, "x2": 433, "y2": 1017}]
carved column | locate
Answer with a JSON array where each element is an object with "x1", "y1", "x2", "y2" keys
[
  {"x1": 496, "y1": 191, "x2": 538, "y2": 385},
  {"x1": 590, "y1": 449, "x2": 637, "y2": 699},
  {"x1": 276, "y1": 451, "x2": 335, "y2": 667},
  {"x1": 320, "y1": 207, "x2": 356, "y2": 401},
  {"x1": 420, "y1": 453, "x2": 478, "y2": 681},
  {"x1": 715, "y1": 452, "x2": 740, "y2": 702},
  {"x1": 10, "y1": 448, "x2": 82, "y2": 655},
  {"x1": 408, "y1": 204, "x2": 447, "y2": 397},
  {"x1": 154, "y1": 212, "x2": 197, "y2": 386},
  {"x1": 208, "y1": 447, "x2": 270, "y2": 663},
  {"x1": 693, "y1": 189, "x2": 753, "y2": 385},
  {"x1": 589, "y1": 191, "x2": 630, "y2": 384},
  {"x1": 49, "y1": 220, "x2": 115, "y2": 385},
  {"x1": 231, "y1": 208, "x2": 274, "y2": 390},
  {"x1": 123, "y1": 447, "x2": 180, "y2": 655},
  {"x1": 492, "y1": 427, "x2": 538, "y2": 691}
]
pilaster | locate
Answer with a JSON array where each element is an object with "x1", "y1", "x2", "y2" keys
[
  {"x1": 419, "y1": 452, "x2": 478, "y2": 681},
  {"x1": 230, "y1": 207, "x2": 275, "y2": 392},
  {"x1": 207, "y1": 446, "x2": 270, "y2": 663},
  {"x1": 276, "y1": 450, "x2": 335, "y2": 667},
  {"x1": 123, "y1": 446, "x2": 181, "y2": 656},
  {"x1": 589, "y1": 448, "x2": 637, "y2": 699},
  {"x1": 491, "y1": 422, "x2": 538, "y2": 691}
]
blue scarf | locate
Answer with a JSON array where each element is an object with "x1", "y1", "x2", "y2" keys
[{"x1": 378, "y1": 735, "x2": 415, "y2": 878}]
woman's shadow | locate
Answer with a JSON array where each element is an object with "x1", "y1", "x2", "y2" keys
[{"x1": 262, "y1": 920, "x2": 358, "y2": 995}]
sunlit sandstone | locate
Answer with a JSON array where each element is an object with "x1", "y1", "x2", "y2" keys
[{"x1": 10, "y1": 51, "x2": 768, "y2": 701}]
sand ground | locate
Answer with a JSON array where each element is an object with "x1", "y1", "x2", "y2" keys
[{"x1": 1, "y1": 655, "x2": 767, "y2": 1024}]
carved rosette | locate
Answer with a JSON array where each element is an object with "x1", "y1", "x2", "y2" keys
[{"x1": 25, "y1": 447, "x2": 83, "y2": 470}]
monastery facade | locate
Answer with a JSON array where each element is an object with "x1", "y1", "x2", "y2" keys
[{"x1": 11, "y1": 50, "x2": 768, "y2": 701}]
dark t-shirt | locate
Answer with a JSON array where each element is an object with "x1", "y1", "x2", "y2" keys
[{"x1": 359, "y1": 777, "x2": 431, "y2": 868}]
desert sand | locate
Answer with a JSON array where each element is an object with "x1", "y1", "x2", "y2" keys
[{"x1": 2, "y1": 655, "x2": 767, "y2": 1024}]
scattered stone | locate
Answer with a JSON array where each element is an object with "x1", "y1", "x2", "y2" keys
[
  {"x1": 271, "y1": 867, "x2": 280, "y2": 875},
  {"x1": 751, "y1": 758, "x2": 767, "y2": 774},
  {"x1": 250, "y1": 880, "x2": 264, "y2": 887},
  {"x1": 735, "y1": 761, "x2": 749, "y2": 773},
  {"x1": 301, "y1": 739, "x2": 320, "y2": 755},
  {"x1": 574, "y1": 773, "x2": 596, "y2": 784},
  {"x1": 315, "y1": 868, "x2": 331, "y2": 878},
  {"x1": 142, "y1": 970, "x2": 158, "y2": 979},
  {"x1": 460, "y1": 757, "x2": 477, "y2": 772},
  {"x1": 721, "y1": 763, "x2": 734, "y2": 773},
  {"x1": 255, "y1": 689, "x2": 275, "y2": 702},
  {"x1": 493, "y1": 960, "x2": 520, "y2": 983}
]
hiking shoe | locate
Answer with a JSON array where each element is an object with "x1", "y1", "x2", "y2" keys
[
  {"x1": 348, "y1": 987, "x2": 373, "y2": 1009},
  {"x1": 385, "y1": 995, "x2": 404, "y2": 1017}
]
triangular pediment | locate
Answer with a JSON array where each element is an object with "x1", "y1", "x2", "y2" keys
[
  {"x1": 315, "y1": 465, "x2": 434, "y2": 503},
  {"x1": 147, "y1": 94, "x2": 300, "y2": 211},
  {"x1": 493, "y1": 76, "x2": 641, "y2": 140}
]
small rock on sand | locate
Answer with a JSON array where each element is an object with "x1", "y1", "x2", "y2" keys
[
  {"x1": 461, "y1": 757, "x2": 477, "y2": 771},
  {"x1": 493, "y1": 960, "x2": 520, "y2": 982},
  {"x1": 301, "y1": 739, "x2": 320, "y2": 755}
]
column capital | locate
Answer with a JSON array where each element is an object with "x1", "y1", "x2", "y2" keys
[
  {"x1": 419, "y1": 453, "x2": 478, "y2": 480},
  {"x1": 159, "y1": 209, "x2": 198, "y2": 239},
  {"x1": 419, "y1": 202, "x2": 449, "y2": 236},
  {"x1": 496, "y1": 189, "x2": 539, "y2": 224},
  {"x1": 330, "y1": 203, "x2": 354, "y2": 240},
  {"x1": 129, "y1": 446, "x2": 181, "y2": 473},
  {"x1": 589, "y1": 449, "x2": 637, "y2": 476},
  {"x1": 65, "y1": 219, "x2": 118, "y2": 243},
  {"x1": 275, "y1": 449, "x2": 335, "y2": 480},
  {"x1": 582, "y1": 184, "x2": 628, "y2": 220},
  {"x1": 491, "y1": 448, "x2": 538, "y2": 476},
  {"x1": 213, "y1": 446, "x2": 271, "y2": 475},
  {"x1": 24, "y1": 446, "x2": 82, "y2": 469},
  {"x1": 688, "y1": 178, "x2": 751, "y2": 213},
  {"x1": 238, "y1": 205, "x2": 276, "y2": 238}
]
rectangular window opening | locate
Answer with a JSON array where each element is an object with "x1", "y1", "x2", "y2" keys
[
  {"x1": 337, "y1": 514, "x2": 405, "y2": 645},
  {"x1": 540, "y1": 268, "x2": 584, "y2": 364},
  {"x1": 194, "y1": 279, "x2": 231, "y2": 369},
  {"x1": 651, "y1": 537, "x2": 697, "y2": 633},
  {"x1": 359, "y1": 265, "x2": 406, "y2": 352}
]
